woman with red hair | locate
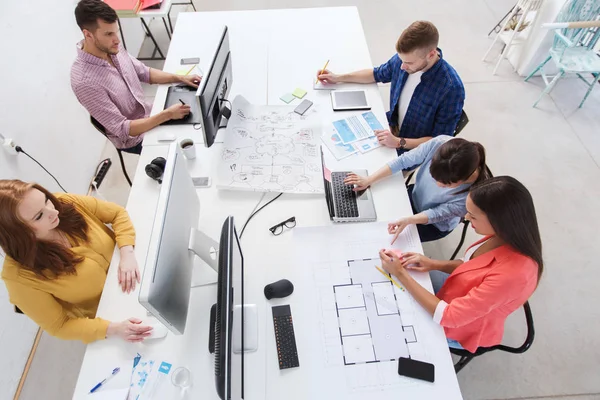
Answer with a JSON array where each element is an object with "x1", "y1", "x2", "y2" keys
[{"x1": 0, "y1": 180, "x2": 152, "y2": 343}]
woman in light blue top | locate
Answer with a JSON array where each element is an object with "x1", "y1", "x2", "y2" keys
[{"x1": 344, "y1": 135, "x2": 491, "y2": 242}]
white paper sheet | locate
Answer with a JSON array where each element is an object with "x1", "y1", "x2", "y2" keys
[{"x1": 217, "y1": 95, "x2": 324, "y2": 194}]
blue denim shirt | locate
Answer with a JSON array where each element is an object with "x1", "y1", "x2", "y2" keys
[
  {"x1": 373, "y1": 49, "x2": 465, "y2": 140},
  {"x1": 388, "y1": 135, "x2": 470, "y2": 233}
]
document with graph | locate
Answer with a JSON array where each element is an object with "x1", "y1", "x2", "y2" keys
[{"x1": 332, "y1": 112, "x2": 384, "y2": 145}]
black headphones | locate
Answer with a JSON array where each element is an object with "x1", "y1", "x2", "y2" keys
[{"x1": 145, "y1": 157, "x2": 166, "y2": 184}]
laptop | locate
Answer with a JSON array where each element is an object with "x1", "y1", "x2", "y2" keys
[{"x1": 320, "y1": 148, "x2": 377, "y2": 223}]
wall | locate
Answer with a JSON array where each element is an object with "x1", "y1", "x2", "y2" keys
[{"x1": 0, "y1": 1, "x2": 145, "y2": 399}]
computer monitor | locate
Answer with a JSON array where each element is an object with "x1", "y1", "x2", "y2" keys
[
  {"x1": 213, "y1": 216, "x2": 244, "y2": 400},
  {"x1": 196, "y1": 25, "x2": 233, "y2": 148},
  {"x1": 139, "y1": 142, "x2": 219, "y2": 335}
]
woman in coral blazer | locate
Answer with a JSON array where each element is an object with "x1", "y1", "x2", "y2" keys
[{"x1": 380, "y1": 176, "x2": 543, "y2": 353}]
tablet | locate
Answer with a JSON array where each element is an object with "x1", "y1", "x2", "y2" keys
[{"x1": 330, "y1": 90, "x2": 371, "y2": 111}]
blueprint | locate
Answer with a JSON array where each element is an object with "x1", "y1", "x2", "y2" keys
[
  {"x1": 217, "y1": 95, "x2": 324, "y2": 194},
  {"x1": 294, "y1": 222, "x2": 431, "y2": 393}
]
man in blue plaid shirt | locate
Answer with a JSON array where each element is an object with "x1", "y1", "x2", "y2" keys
[{"x1": 318, "y1": 21, "x2": 465, "y2": 155}]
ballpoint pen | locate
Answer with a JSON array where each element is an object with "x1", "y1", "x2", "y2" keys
[
  {"x1": 179, "y1": 99, "x2": 186, "y2": 106},
  {"x1": 89, "y1": 367, "x2": 120, "y2": 393}
]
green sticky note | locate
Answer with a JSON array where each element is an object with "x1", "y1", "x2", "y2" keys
[
  {"x1": 292, "y1": 88, "x2": 307, "y2": 99},
  {"x1": 280, "y1": 93, "x2": 295, "y2": 103}
]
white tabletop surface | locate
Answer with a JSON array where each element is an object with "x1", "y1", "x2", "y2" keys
[{"x1": 73, "y1": 7, "x2": 462, "y2": 400}]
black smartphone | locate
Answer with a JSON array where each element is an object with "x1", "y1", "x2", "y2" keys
[
  {"x1": 181, "y1": 57, "x2": 200, "y2": 65},
  {"x1": 397, "y1": 357, "x2": 435, "y2": 383},
  {"x1": 294, "y1": 99, "x2": 313, "y2": 115}
]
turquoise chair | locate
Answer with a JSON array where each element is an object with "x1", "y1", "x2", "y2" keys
[{"x1": 525, "y1": 0, "x2": 600, "y2": 108}]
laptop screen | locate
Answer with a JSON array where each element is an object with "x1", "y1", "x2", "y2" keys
[{"x1": 320, "y1": 147, "x2": 335, "y2": 219}]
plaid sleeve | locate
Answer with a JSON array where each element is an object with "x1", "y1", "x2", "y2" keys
[
  {"x1": 128, "y1": 51, "x2": 151, "y2": 84},
  {"x1": 73, "y1": 82, "x2": 131, "y2": 140},
  {"x1": 431, "y1": 83, "x2": 465, "y2": 137},
  {"x1": 373, "y1": 54, "x2": 398, "y2": 84}
]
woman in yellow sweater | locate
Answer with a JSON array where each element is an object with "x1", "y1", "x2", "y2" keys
[{"x1": 0, "y1": 179, "x2": 152, "y2": 343}]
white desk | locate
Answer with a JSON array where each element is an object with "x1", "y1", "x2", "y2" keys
[{"x1": 73, "y1": 8, "x2": 462, "y2": 400}]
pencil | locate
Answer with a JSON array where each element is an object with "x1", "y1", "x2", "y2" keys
[
  {"x1": 184, "y1": 64, "x2": 196, "y2": 75},
  {"x1": 375, "y1": 265, "x2": 405, "y2": 291},
  {"x1": 316, "y1": 59, "x2": 330, "y2": 84}
]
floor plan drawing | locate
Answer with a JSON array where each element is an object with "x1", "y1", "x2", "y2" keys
[
  {"x1": 217, "y1": 95, "x2": 324, "y2": 194},
  {"x1": 332, "y1": 258, "x2": 420, "y2": 365}
]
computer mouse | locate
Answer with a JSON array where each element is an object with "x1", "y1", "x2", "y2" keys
[
  {"x1": 144, "y1": 322, "x2": 168, "y2": 341},
  {"x1": 264, "y1": 279, "x2": 294, "y2": 300}
]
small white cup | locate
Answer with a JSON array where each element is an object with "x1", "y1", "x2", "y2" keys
[{"x1": 180, "y1": 139, "x2": 196, "y2": 159}]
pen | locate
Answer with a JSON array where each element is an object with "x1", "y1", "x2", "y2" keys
[
  {"x1": 375, "y1": 265, "x2": 405, "y2": 291},
  {"x1": 179, "y1": 99, "x2": 186, "y2": 106},
  {"x1": 316, "y1": 59, "x2": 330, "y2": 84},
  {"x1": 89, "y1": 367, "x2": 120, "y2": 393}
]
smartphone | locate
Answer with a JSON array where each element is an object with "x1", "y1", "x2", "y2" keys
[
  {"x1": 397, "y1": 357, "x2": 435, "y2": 383},
  {"x1": 294, "y1": 99, "x2": 313, "y2": 115},
  {"x1": 192, "y1": 177, "x2": 211, "y2": 188},
  {"x1": 181, "y1": 57, "x2": 200, "y2": 65}
]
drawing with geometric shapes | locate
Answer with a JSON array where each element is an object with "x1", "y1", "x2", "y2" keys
[
  {"x1": 218, "y1": 95, "x2": 324, "y2": 194},
  {"x1": 330, "y1": 258, "x2": 422, "y2": 366}
]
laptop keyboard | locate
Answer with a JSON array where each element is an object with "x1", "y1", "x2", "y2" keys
[{"x1": 331, "y1": 172, "x2": 359, "y2": 218}]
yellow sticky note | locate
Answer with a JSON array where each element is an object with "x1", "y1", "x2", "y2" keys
[{"x1": 292, "y1": 88, "x2": 307, "y2": 99}]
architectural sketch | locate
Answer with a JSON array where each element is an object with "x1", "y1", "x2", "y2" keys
[
  {"x1": 332, "y1": 258, "x2": 420, "y2": 365},
  {"x1": 296, "y1": 223, "x2": 431, "y2": 393},
  {"x1": 217, "y1": 96, "x2": 324, "y2": 194}
]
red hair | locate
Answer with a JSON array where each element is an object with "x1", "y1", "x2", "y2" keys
[{"x1": 0, "y1": 180, "x2": 89, "y2": 279}]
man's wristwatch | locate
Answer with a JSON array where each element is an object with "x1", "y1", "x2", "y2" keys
[{"x1": 397, "y1": 137, "x2": 407, "y2": 150}]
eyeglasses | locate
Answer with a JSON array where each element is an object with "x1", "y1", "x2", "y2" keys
[{"x1": 269, "y1": 216, "x2": 296, "y2": 236}]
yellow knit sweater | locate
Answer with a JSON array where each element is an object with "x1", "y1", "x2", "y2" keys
[{"x1": 1, "y1": 194, "x2": 135, "y2": 343}]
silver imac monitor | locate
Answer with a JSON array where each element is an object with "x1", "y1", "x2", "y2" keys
[{"x1": 139, "y1": 142, "x2": 218, "y2": 335}]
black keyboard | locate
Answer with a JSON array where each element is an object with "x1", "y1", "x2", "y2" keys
[
  {"x1": 331, "y1": 172, "x2": 359, "y2": 218},
  {"x1": 272, "y1": 305, "x2": 300, "y2": 369}
]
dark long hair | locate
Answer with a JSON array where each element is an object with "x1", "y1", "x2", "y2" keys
[
  {"x1": 429, "y1": 138, "x2": 491, "y2": 189},
  {"x1": 0, "y1": 180, "x2": 89, "y2": 279},
  {"x1": 469, "y1": 176, "x2": 543, "y2": 282}
]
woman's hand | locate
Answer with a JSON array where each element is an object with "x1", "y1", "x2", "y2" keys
[
  {"x1": 107, "y1": 318, "x2": 153, "y2": 342},
  {"x1": 118, "y1": 246, "x2": 140, "y2": 294},
  {"x1": 344, "y1": 173, "x2": 371, "y2": 191},
  {"x1": 379, "y1": 249, "x2": 407, "y2": 279},
  {"x1": 388, "y1": 217, "x2": 414, "y2": 244},
  {"x1": 399, "y1": 252, "x2": 437, "y2": 273}
]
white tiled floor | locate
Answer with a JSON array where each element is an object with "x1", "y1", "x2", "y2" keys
[{"x1": 19, "y1": 0, "x2": 600, "y2": 399}]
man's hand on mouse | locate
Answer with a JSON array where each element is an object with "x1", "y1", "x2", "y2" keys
[{"x1": 179, "y1": 74, "x2": 202, "y2": 88}]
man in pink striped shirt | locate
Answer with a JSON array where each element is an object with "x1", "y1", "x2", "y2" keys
[{"x1": 71, "y1": 0, "x2": 201, "y2": 154}]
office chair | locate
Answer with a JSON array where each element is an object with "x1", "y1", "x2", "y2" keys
[
  {"x1": 450, "y1": 301, "x2": 535, "y2": 373},
  {"x1": 90, "y1": 116, "x2": 133, "y2": 187}
]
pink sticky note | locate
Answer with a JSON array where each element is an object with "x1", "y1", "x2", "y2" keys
[
  {"x1": 389, "y1": 249, "x2": 403, "y2": 259},
  {"x1": 324, "y1": 166, "x2": 332, "y2": 182}
]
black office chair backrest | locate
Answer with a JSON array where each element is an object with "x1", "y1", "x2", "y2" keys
[
  {"x1": 90, "y1": 116, "x2": 107, "y2": 136},
  {"x1": 451, "y1": 301, "x2": 535, "y2": 357},
  {"x1": 454, "y1": 110, "x2": 469, "y2": 137}
]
